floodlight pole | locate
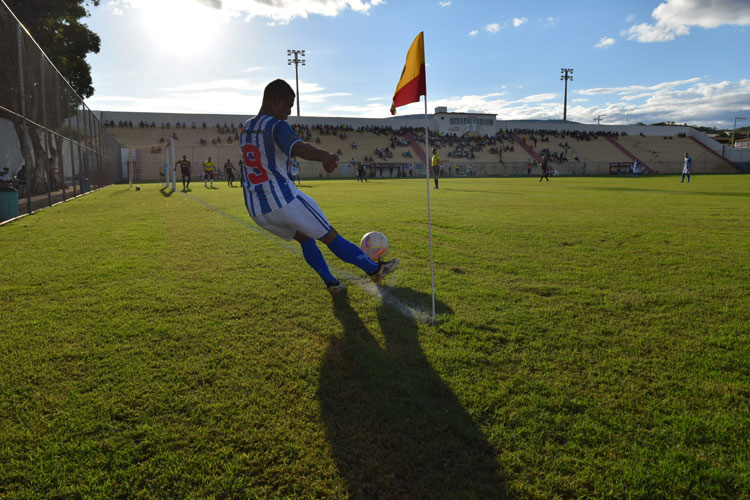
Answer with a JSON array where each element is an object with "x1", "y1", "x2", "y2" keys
[
  {"x1": 287, "y1": 49, "x2": 306, "y2": 117},
  {"x1": 596, "y1": 114, "x2": 606, "y2": 125},
  {"x1": 561, "y1": 68, "x2": 573, "y2": 122},
  {"x1": 731, "y1": 116, "x2": 746, "y2": 147}
]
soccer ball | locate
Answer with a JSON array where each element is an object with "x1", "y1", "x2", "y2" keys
[
  {"x1": 135, "y1": 186, "x2": 141, "y2": 191},
  {"x1": 360, "y1": 231, "x2": 389, "y2": 261}
]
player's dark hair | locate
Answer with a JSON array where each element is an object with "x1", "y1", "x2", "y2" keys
[{"x1": 263, "y1": 79, "x2": 295, "y2": 104}]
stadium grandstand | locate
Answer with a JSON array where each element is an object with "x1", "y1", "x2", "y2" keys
[{"x1": 99, "y1": 107, "x2": 747, "y2": 184}]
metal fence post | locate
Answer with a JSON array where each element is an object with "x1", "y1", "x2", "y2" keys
[{"x1": 16, "y1": 25, "x2": 32, "y2": 214}]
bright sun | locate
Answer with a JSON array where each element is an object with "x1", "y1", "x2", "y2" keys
[{"x1": 136, "y1": 0, "x2": 225, "y2": 55}]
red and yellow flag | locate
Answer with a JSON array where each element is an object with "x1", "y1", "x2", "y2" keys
[{"x1": 390, "y1": 32, "x2": 426, "y2": 115}]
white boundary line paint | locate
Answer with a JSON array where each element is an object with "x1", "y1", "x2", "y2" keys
[{"x1": 182, "y1": 192, "x2": 439, "y2": 324}]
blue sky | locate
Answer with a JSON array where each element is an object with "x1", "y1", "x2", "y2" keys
[{"x1": 82, "y1": 0, "x2": 750, "y2": 128}]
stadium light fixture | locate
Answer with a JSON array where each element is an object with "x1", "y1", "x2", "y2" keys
[
  {"x1": 731, "y1": 116, "x2": 747, "y2": 147},
  {"x1": 287, "y1": 49, "x2": 306, "y2": 117},
  {"x1": 561, "y1": 68, "x2": 573, "y2": 122},
  {"x1": 596, "y1": 114, "x2": 606, "y2": 125}
]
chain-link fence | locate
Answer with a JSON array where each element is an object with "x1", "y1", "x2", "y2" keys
[{"x1": 0, "y1": 1, "x2": 122, "y2": 221}]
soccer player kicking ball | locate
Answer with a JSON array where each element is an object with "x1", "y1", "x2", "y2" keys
[{"x1": 239, "y1": 80, "x2": 398, "y2": 293}]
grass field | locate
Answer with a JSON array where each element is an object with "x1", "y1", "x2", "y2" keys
[{"x1": 1, "y1": 175, "x2": 749, "y2": 499}]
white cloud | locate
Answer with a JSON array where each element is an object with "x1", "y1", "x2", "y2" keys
[
  {"x1": 438, "y1": 1, "x2": 451, "y2": 6},
  {"x1": 111, "y1": 0, "x2": 386, "y2": 24},
  {"x1": 512, "y1": 17, "x2": 528, "y2": 27},
  {"x1": 540, "y1": 16, "x2": 558, "y2": 28},
  {"x1": 519, "y1": 93, "x2": 557, "y2": 103},
  {"x1": 577, "y1": 77, "x2": 702, "y2": 96},
  {"x1": 485, "y1": 23, "x2": 501, "y2": 33},
  {"x1": 625, "y1": 0, "x2": 750, "y2": 42},
  {"x1": 595, "y1": 36, "x2": 616, "y2": 48},
  {"x1": 468, "y1": 29, "x2": 478, "y2": 37},
  {"x1": 159, "y1": 79, "x2": 266, "y2": 92},
  {"x1": 625, "y1": 14, "x2": 636, "y2": 23}
]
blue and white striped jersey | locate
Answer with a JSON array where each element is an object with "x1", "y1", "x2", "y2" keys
[{"x1": 240, "y1": 115, "x2": 302, "y2": 216}]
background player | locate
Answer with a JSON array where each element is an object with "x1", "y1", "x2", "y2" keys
[
  {"x1": 240, "y1": 79, "x2": 398, "y2": 293},
  {"x1": 174, "y1": 155, "x2": 191, "y2": 190},
  {"x1": 681, "y1": 153, "x2": 691, "y2": 183},
  {"x1": 203, "y1": 156, "x2": 215, "y2": 188},
  {"x1": 431, "y1": 148, "x2": 440, "y2": 189},
  {"x1": 539, "y1": 154, "x2": 550, "y2": 182},
  {"x1": 224, "y1": 158, "x2": 236, "y2": 186}
]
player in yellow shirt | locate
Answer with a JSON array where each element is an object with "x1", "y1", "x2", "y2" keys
[
  {"x1": 431, "y1": 148, "x2": 440, "y2": 189},
  {"x1": 203, "y1": 156, "x2": 215, "y2": 188}
]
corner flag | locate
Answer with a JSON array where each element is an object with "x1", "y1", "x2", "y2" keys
[{"x1": 390, "y1": 32, "x2": 426, "y2": 115}]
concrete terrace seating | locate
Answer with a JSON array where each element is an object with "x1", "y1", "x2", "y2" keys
[
  {"x1": 108, "y1": 120, "x2": 738, "y2": 180},
  {"x1": 617, "y1": 135, "x2": 729, "y2": 174}
]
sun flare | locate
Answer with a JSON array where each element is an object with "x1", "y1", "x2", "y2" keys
[{"x1": 134, "y1": 0, "x2": 226, "y2": 55}]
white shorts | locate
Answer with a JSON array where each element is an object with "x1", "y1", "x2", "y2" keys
[{"x1": 251, "y1": 191, "x2": 332, "y2": 241}]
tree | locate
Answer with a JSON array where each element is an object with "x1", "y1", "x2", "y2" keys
[
  {"x1": 5, "y1": 0, "x2": 100, "y2": 98},
  {"x1": 1, "y1": 0, "x2": 102, "y2": 195}
]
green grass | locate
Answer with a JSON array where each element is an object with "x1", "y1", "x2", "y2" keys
[{"x1": 1, "y1": 175, "x2": 749, "y2": 499}]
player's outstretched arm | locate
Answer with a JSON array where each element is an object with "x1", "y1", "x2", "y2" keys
[{"x1": 292, "y1": 142, "x2": 338, "y2": 173}]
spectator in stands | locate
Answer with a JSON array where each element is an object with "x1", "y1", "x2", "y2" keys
[{"x1": 681, "y1": 153, "x2": 691, "y2": 183}]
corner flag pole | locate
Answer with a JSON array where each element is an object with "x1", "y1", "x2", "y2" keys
[
  {"x1": 390, "y1": 31, "x2": 435, "y2": 323},
  {"x1": 424, "y1": 98, "x2": 437, "y2": 324}
]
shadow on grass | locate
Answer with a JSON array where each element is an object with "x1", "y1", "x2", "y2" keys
[
  {"x1": 572, "y1": 184, "x2": 750, "y2": 197},
  {"x1": 319, "y1": 288, "x2": 510, "y2": 499},
  {"x1": 159, "y1": 187, "x2": 174, "y2": 197},
  {"x1": 441, "y1": 187, "x2": 519, "y2": 196}
]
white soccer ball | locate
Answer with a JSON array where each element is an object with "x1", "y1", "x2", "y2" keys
[{"x1": 360, "y1": 231, "x2": 389, "y2": 261}]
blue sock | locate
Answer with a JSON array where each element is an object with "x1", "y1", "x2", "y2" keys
[
  {"x1": 300, "y1": 238, "x2": 338, "y2": 285},
  {"x1": 327, "y1": 235, "x2": 379, "y2": 274}
]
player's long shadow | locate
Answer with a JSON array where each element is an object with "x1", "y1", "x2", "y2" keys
[{"x1": 319, "y1": 289, "x2": 511, "y2": 499}]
